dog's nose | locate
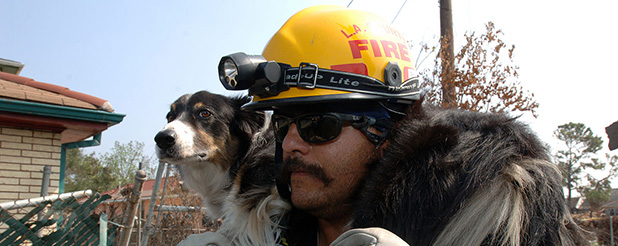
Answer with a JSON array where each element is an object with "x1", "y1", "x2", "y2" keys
[{"x1": 155, "y1": 130, "x2": 176, "y2": 150}]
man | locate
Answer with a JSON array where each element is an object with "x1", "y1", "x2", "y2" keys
[
  {"x1": 215, "y1": 5, "x2": 589, "y2": 246},
  {"x1": 219, "y1": 5, "x2": 419, "y2": 245}
]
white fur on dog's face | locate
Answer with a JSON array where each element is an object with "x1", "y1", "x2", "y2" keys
[
  {"x1": 155, "y1": 92, "x2": 237, "y2": 168},
  {"x1": 157, "y1": 118, "x2": 210, "y2": 164}
]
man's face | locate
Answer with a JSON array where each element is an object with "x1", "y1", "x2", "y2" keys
[{"x1": 279, "y1": 112, "x2": 378, "y2": 218}]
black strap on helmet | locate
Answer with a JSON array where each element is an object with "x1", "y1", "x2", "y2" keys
[{"x1": 249, "y1": 63, "x2": 420, "y2": 102}]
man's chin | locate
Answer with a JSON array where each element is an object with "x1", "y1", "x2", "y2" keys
[{"x1": 290, "y1": 191, "x2": 319, "y2": 210}]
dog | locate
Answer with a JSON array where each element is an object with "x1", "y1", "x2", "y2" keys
[
  {"x1": 155, "y1": 91, "x2": 290, "y2": 245},
  {"x1": 351, "y1": 103, "x2": 590, "y2": 245}
]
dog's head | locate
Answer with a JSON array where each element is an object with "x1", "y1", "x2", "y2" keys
[{"x1": 155, "y1": 91, "x2": 267, "y2": 169}]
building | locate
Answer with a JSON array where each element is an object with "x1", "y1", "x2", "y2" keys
[{"x1": 0, "y1": 58, "x2": 124, "y2": 203}]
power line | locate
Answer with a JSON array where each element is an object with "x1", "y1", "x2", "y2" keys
[{"x1": 391, "y1": 0, "x2": 408, "y2": 24}]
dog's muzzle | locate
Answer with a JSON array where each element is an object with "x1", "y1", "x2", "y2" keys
[{"x1": 155, "y1": 129, "x2": 177, "y2": 150}]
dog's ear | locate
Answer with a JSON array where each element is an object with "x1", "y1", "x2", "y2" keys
[
  {"x1": 230, "y1": 96, "x2": 267, "y2": 138},
  {"x1": 235, "y1": 110, "x2": 267, "y2": 137},
  {"x1": 167, "y1": 94, "x2": 191, "y2": 122}
]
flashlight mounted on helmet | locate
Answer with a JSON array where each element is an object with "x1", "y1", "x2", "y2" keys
[
  {"x1": 218, "y1": 52, "x2": 291, "y2": 97},
  {"x1": 218, "y1": 52, "x2": 420, "y2": 103}
]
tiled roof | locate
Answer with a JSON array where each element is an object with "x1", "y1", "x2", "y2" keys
[
  {"x1": 78, "y1": 177, "x2": 176, "y2": 203},
  {"x1": 0, "y1": 71, "x2": 114, "y2": 112}
]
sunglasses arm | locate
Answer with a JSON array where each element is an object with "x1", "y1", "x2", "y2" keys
[{"x1": 352, "y1": 116, "x2": 393, "y2": 145}]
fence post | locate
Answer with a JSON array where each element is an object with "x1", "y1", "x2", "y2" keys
[
  {"x1": 153, "y1": 165, "x2": 171, "y2": 242},
  {"x1": 40, "y1": 166, "x2": 51, "y2": 196},
  {"x1": 36, "y1": 165, "x2": 52, "y2": 237},
  {"x1": 119, "y1": 170, "x2": 147, "y2": 246},
  {"x1": 141, "y1": 162, "x2": 166, "y2": 246},
  {"x1": 609, "y1": 209, "x2": 614, "y2": 246},
  {"x1": 100, "y1": 212, "x2": 108, "y2": 246}
]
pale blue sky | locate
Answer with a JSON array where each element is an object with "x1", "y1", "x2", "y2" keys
[{"x1": 2, "y1": 0, "x2": 617, "y2": 162}]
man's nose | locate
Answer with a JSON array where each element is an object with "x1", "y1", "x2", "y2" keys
[{"x1": 281, "y1": 123, "x2": 310, "y2": 156}]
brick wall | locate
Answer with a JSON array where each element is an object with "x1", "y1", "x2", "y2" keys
[{"x1": 0, "y1": 126, "x2": 61, "y2": 203}]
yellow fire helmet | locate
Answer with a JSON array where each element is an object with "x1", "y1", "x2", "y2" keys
[{"x1": 218, "y1": 5, "x2": 421, "y2": 110}]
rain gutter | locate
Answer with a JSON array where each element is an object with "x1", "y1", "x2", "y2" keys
[{"x1": 0, "y1": 98, "x2": 124, "y2": 124}]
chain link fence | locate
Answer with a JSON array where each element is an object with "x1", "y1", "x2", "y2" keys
[
  {"x1": 0, "y1": 190, "x2": 117, "y2": 245},
  {"x1": 0, "y1": 163, "x2": 219, "y2": 245}
]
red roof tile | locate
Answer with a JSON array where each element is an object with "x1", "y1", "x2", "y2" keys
[{"x1": 0, "y1": 71, "x2": 114, "y2": 112}]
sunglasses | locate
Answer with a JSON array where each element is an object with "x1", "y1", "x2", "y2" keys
[{"x1": 272, "y1": 112, "x2": 368, "y2": 143}]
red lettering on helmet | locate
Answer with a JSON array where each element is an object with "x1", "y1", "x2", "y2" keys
[
  {"x1": 349, "y1": 39, "x2": 411, "y2": 63},
  {"x1": 331, "y1": 63, "x2": 369, "y2": 75},
  {"x1": 370, "y1": 40, "x2": 382, "y2": 57},
  {"x1": 349, "y1": 40, "x2": 369, "y2": 59},
  {"x1": 341, "y1": 25, "x2": 366, "y2": 38},
  {"x1": 381, "y1": 40, "x2": 399, "y2": 59},
  {"x1": 341, "y1": 30, "x2": 355, "y2": 38},
  {"x1": 398, "y1": 43, "x2": 411, "y2": 62}
]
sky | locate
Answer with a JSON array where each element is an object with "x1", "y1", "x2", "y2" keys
[{"x1": 2, "y1": 0, "x2": 617, "y2": 166}]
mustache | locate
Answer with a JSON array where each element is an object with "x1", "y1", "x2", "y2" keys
[{"x1": 279, "y1": 157, "x2": 333, "y2": 186}]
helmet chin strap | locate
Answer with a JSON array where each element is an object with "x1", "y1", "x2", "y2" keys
[{"x1": 275, "y1": 141, "x2": 292, "y2": 201}]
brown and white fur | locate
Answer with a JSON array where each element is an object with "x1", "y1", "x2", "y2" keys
[{"x1": 155, "y1": 91, "x2": 289, "y2": 245}]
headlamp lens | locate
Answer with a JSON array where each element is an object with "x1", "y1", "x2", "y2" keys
[
  {"x1": 222, "y1": 59, "x2": 238, "y2": 88},
  {"x1": 218, "y1": 52, "x2": 270, "y2": 90}
]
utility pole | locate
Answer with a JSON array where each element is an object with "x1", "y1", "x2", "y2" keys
[{"x1": 439, "y1": 0, "x2": 456, "y2": 108}]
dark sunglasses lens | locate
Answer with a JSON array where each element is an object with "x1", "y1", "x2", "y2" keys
[
  {"x1": 273, "y1": 116, "x2": 291, "y2": 142},
  {"x1": 298, "y1": 115, "x2": 341, "y2": 143}
]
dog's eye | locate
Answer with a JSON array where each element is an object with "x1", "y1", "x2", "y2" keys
[{"x1": 198, "y1": 110, "x2": 212, "y2": 119}]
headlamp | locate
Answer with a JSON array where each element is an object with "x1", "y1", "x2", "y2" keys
[
  {"x1": 218, "y1": 52, "x2": 291, "y2": 98},
  {"x1": 218, "y1": 52, "x2": 274, "y2": 90},
  {"x1": 218, "y1": 52, "x2": 420, "y2": 101}
]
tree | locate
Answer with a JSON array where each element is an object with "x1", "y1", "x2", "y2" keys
[
  {"x1": 579, "y1": 154, "x2": 618, "y2": 211},
  {"x1": 553, "y1": 122, "x2": 603, "y2": 209},
  {"x1": 65, "y1": 141, "x2": 156, "y2": 192},
  {"x1": 65, "y1": 148, "x2": 116, "y2": 192},
  {"x1": 418, "y1": 22, "x2": 539, "y2": 116},
  {"x1": 99, "y1": 141, "x2": 156, "y2": 188}
]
